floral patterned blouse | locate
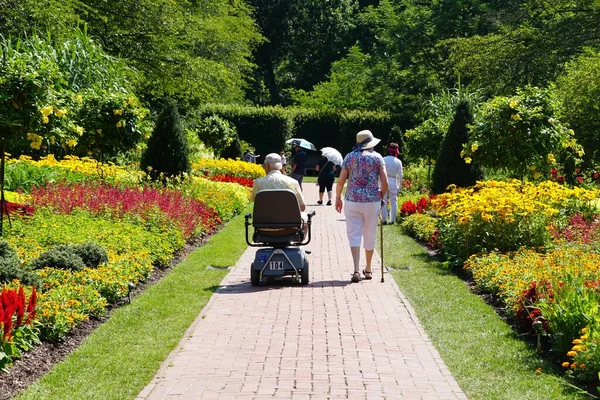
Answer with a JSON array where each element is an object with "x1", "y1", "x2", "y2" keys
[{"x1": 342, "y1": 150, "x2": 384, "y2": 203}]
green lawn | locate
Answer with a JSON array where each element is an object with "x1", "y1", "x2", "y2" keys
[{"x1": 383, "y1": 226, "x2": 592, "y2": 400}]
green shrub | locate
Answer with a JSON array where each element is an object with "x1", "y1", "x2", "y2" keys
[
  {"x1": 72, "y1": 242, "x2": 109, "y2": 268},
  {"x1": 0, "y1": 239, "x2": 39, "y2": 286},
  {"x1": 31, "y1": 245, "x2": 86, "y2": 271},
  {"x1": 141, "y1": 99, "x2": 190, "y2": 180}
]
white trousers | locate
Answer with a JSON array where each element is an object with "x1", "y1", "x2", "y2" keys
[
  {"x1": 381, "y1": 188, "x2": 399, "y2": 224},
  {"x1": 344, "y1": 201, "x2": 380, "y2": 250}
]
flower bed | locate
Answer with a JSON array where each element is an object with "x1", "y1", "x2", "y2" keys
[
  {"x1": 0, "y1": 154, "x2": 254, "y2": 371},
  {"x1": 398, "y1": 177, "x2": 600, "y2": 385}
]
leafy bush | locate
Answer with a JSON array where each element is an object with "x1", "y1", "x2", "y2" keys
[
  {"x1": 535, "y1": 275, "x2": 600, "y2": 355},
  {"x1": 0, "y1": 239, "x2": 39, "y2": 286},
  {"x1": 30, "y1": 245, "x2": 87, "y2": 271},
  {"x1": 193, "y1": 115, "x2": 237, "y2": 158},
  {"x1": 552, "y1": 48, "x2": 600, "y2": 170},
  {"x1": 463, "y1": 86, "x2": 584, "y2": 180},
  {"x1": 71, "y1": 242, "x2": 109, "y2": 268}
]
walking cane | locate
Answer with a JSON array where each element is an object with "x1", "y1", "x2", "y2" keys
[{"x1": 379, "y1": 213, "x2": 385, "y2": 283}]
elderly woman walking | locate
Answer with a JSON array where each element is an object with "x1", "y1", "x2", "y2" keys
[{"x1": 335, "y1": 130, "x2": 388, "y2": 283}]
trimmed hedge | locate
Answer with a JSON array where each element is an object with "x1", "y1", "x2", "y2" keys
[{"x1": 196, "y1": 104, "x2": 408, "y2": 158}]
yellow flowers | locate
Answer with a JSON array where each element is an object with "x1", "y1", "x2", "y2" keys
[
  {"x1": 547, "y1": 153, "x2": 556, "y2": 165},
  {"x1": 511, "y1": 113, "x2": 522, "y2": 121},
  {"x1": 66, "y1": 139, "x2": 78, "y2": 148},
  {"x1": 192, "y1": 158, "x2": 265, "y2": 180},
  {"x1": 471, "y1": 143, "x2": 479, "y2": 152},
  {"x1": 113, "y1": 109, "x2": 123, "y2": 116},
  {"x1": 40, "y1": 105, "x2": 53, "y2": 117},
  {"x1": 55, "y1": 108, "x2": 67, "y2": 118},
  {"x1": 464, "y1": 157, "x2": 472, "y2": 164},
  {"x1": 510, "y1": 100, "x2": 518, "y2": 109},
  {"x1": 116, "y1": 120, "x2": 125, "y2": 128},
  {"x1": 27, "y1": 133, "x2": 43, "y2": 149}
]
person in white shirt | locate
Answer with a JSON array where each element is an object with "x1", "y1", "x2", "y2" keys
[{"x1": 381, "y1": 142, "x2": 403, "y2": 224}]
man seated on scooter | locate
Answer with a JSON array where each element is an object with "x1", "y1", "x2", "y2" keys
[{"x1": 251, "y1": 153, "x2": 308, "y2": 236}]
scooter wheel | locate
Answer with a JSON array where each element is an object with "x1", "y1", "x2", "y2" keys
[
  {"x1": 301, "y1": 264, "x2": 309, "y2": 285},
  {"x1": 251, "y1": 266, "x2": 260, "y2": 286}
]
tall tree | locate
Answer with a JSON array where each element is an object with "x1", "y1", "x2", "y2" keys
[
  {"x1": 74, "y1": 0, "x2": 262, "y2": 110},
  {"x1": 443, "y1": 0, "x2": 600, "y2": 96},
  {"x1": 247, "y1": 0, "x2": 360, "y2": 105}
]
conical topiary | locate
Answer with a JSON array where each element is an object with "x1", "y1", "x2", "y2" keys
[
  {"x1": 141, "y1": 99, "x2": 190, "y2": 181},
  {"x1": 431, "y1": 99, "x2": 483, "y2": 194}
]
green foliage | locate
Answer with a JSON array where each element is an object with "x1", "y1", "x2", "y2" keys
[
  {"x1": 400, "y1": 213, "x2": 438, "y2": 245},
  {"x1": 71, "y1": 242, "x2": 109, "y2": 268},
  {"x1": 141, "y1": 100, "x2": 190, "y2": 180},
  {"x1": 431, "y1": 99, "x2": 483, "y2": 194},
  {"x1": 405, "y1": 86, "x2": 483, "y2": 165},
  {"x1": 31, "y1": 245, "x2": 87, "y2": 271},
  {"x1": 0, "y1": 238, "x2": 39, "y2": 286},
  {"x1": 196, "y1": 104, "x2": 293, "y2": 161},
  {"x1": 536, "y1": 275, "x2": 600, "y2": 355},
  {"x1": 198, "y1": 104, "x2": 404, "y2": 158},
  {"x1": 1, "y1": 29, "x2": 148, "y2": 160},
  {"x1": 444, "y1": 2, "x2": 600, "y2": 97},
  {"x1": 5, "y1": 159, "x2": 89, "y2": 192},
  {"x1": 193, "y1": 115, "x2": 237, "y2": 159},
  {"x1": 248, "y1": 0, "x2": 359, "y2": 105},
  {"x1": 463, "y1": 86, "x2": 584, "y2": 180},
  {"x1": 76, "y1": 0, "x2": 262, "y2": 109},
  {"x1": 552, "y1": 48, "x2": 600, "y2": 171}
]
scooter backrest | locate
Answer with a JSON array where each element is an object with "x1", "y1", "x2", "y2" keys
[{"x1": 253, "y1": 189, "x2": 302, "y2": 228}]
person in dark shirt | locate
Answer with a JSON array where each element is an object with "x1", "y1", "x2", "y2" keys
[
  {"x1": 291, "y1": 143, "x2": 307, "y2": 190},
  {"x1": 315, "y1": 156, "x2": 337, "y2": 205}
]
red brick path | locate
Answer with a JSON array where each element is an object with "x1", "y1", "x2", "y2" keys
[{"x1": 138, "y1": 185, "x2": 466, "y2": 399}]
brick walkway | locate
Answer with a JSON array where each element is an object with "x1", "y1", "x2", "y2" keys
[{"x1": 138, "y1": 184, "x2": 466, "y2": 399}]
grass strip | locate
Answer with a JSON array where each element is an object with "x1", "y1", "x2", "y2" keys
[
  {"x1": 18, "y1": 209, "x2": 251, "y2": 400},
  {"x1": 383, "y1": 226, "x2": 592, "y2": 400}
]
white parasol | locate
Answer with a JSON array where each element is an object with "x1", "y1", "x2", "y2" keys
[
  {"x1": 320, "y1": 147, "x2": 343, "y2": 166},
  {"x1": 286, "y1": 138, "x2": 317, "y2": 151}
]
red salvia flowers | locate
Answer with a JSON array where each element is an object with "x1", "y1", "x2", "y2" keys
[
  {"x1": 30, "y1": 181, "x2": 219, "y2": 241},
  {"x1": 0, "y1": 286, "x2": 37, "y2": 343}
]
